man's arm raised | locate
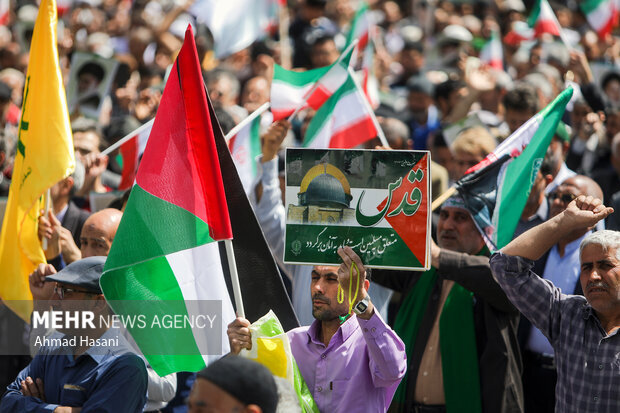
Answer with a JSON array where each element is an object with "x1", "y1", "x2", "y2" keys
[{"x1": 501, "y1": 195, "x2": 613, "y2": 260}]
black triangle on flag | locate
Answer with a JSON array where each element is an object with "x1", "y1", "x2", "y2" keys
[{"x1": 207, "y1": 98, "x2": 300, "y2": 332}]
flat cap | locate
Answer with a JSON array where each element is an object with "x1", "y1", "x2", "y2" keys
[{"x1": 46, "y1": 256, "x2": 106, "y2": 294}]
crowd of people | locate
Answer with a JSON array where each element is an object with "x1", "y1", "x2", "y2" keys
[{"x1": 0, "y1": 0, "x2": 619, "y2": 412}]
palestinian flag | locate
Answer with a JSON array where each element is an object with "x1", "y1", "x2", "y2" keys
[
  {"x1": 479, "y1": 30, "x2": 504, "y2": 71},
  {"x1": 118, "y1": 119, "x2": 153, "y2": 191},
  {"x1": 270, "y1": 47, "x2": 353, "y2": 121},
  {"x1": 581, "y1": 0, "x2": 619, "y2": 38},
  {"x1": 528, "y1": 0, "x2": 562, "y2": 37},
  {"x1": 456, "y1": 87, "x2": 573, "y2": 249},
  {"x1": 100, "y1": 27, "x2": 236, "y2": 375},
  {"x1": 303, "y1": 75, "x2": 377, "y2": 149},
  {"x1": 228, "y1": 112, "x2": 272, "y2": 195},
  {"x1": 345, "y1": 2, "x2": 373, "y2": 52}
]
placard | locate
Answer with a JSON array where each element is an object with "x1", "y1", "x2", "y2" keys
[{"x1": 284, "y1": 148, "x2": 431, "y2": 270}]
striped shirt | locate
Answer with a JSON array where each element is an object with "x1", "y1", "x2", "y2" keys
[{"x1": 490, "y1": 252, "x2": 620, "y2": 413}]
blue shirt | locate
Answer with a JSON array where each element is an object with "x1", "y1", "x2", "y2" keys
[{"x1": 0, "y1": 329, "x2": 148, "y2": 413}]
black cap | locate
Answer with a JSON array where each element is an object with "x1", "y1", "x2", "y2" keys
[
  {"x1": 197, "y1": 356, "x2": 278, "y2": 413},
  {"x1": 407, "y1": 76, "x2": 434, "y2": 96},
  {"x1": 45, "y1": 256, "x2": 106, "y2": 294}
]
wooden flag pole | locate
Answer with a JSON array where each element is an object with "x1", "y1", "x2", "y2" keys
[
  {"x1": 41, "y1": 188, "x2": 51, "y2": 250},
  {"x1": 431, "y1": 186, "x2": 457, "y2": 211},
  {"x1": 223, "y1": 102, "x2": 271, "y2": 142},
  {"x1": 346, "y1": 66, "x2": 389, "y2": 148},
  {"x1": 225, "y1": 239, "x2": 245, "y2": 318},
  {"x1": 287, "y1": 39, "x2": 359, "y2": 122},
  {"x1": 101, "y1": 118, "x2": 155, "y2": 157}
]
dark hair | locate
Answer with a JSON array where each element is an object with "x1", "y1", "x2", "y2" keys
[
  {"x1": 402, "y1": 41, "x2": 424, "y2": 53},
  {"x1": 77, "y1": 62, "x2": 105, "y2": 83},
  {"x1": 503, "y1": 85, "x2": 539, "y2": 114},
  {"x1": 434, "y1": 79, "x2": 465, "y2": 102},
  {"x1": 601, "y1": 71, "x2": 620, "y2": 91},
  {"x1": 311, "y1": 34, "x2": 336, "y2": 48}
]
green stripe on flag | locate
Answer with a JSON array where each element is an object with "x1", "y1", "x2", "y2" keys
[
  {"x1": 101, "y1": 255, "x2": 207, "y2": 375},
  {"x1": 527, "y1": 0, "x2": 542, "y2": 26},
  {"x1": 105, "y1": 185, "x2": 215, "y2": 270},
  {"x1": 250, "y1": 116, "x2": 262, "y2": 178},
  {"x1": 303, "y1": 76, "x2": 356, "y2": 147},
  {"x1": 581, "y1": 0, "x2": 606, "y2": 15},
  {"x1": 273, "y1": 64, "x2": 329, "y2": 87},
  {"x1": 345, "y1": 2, "x2": 369, "y2": 47},
  {"x1": 494, "y1": 88, "x2": 573, "y2": 248}
]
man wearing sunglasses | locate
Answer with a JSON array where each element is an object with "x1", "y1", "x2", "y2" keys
[
  {"x1": 516, "y1": 175, "x2": 604, "y2": 413},
  {"x1": 0, "y1": 256, "x2": 148, "y2": 413}
]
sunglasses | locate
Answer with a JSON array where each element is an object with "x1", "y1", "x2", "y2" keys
[
  {"x1": 54, "y1": 285, "x2": 96, "y2": 300},
  {"x1": 548, "y1": 192, "x2": 577, "y2": 203}
]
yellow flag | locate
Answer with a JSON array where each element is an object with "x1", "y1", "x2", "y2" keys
[{"x1": 0, "y1": 0, "x2": 74, "y2": 321}]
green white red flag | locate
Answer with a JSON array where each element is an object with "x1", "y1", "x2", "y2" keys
[
  {"x1": 527, "y1": 0, "x2": 562, "y2": 37},
  {"x1": 479, "y1": 30, "x2": 503, "y2": 71},
  {"x1": 580, "y1": 0, "x2": 619, "y2": 38},
  {"x1": 303, "y1": 74, "x2": 377, "y2": 149},
  {"x1": 270, "y1": 47, "x2": 354, "y2": 121},
  {"x1": 228, "y1": 112, "x2": 272, "y2": 194},
  {"x1": 456, "y1": 87, "x2": 573, "y2": 249},
  {"x1": 118, "y1": 120, "x2": 153, "y2": 191},
  {"x1": 100, "y1": 27, "x2": 236, "y2": 375},
  {"x1": 345, "y1": 2, "x2": 373, "y2": 52}
]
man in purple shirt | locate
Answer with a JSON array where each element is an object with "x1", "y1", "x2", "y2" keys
[{"x1": 227, "y1": 247, "x2": 407, "y2": 412}]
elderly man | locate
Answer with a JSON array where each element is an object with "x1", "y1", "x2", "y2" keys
[
  {"x1": 491, "y1": 197, "x2": 618, "y2": 413},
  {"x1": 0, "y1": 257, "x2": 148, "y2": 412},
  {"x1": 518, "y1": 176, "x2": 604, "y2": 412},
  {"x1": 373, "y1": 196, "x2": 523, "y2": 413},
  {"x1": 187, "y1": 356, "x2": 278, "y2": 413},
  {"x1": 228, "y1": 247, "x2": 407, "y2": 413}
]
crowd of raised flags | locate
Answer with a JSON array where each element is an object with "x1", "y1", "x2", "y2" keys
[{"x1": 0, "y1": 0, "x2": 619, "y2": 411}]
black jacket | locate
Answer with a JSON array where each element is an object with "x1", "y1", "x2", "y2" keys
[{"x1": 374, "y1": 249, "x2": 524, "y2": 413}]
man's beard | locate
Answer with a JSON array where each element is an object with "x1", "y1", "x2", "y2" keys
[{"x1": 311, "y1": 294, "x2": 340, "y2": 321}]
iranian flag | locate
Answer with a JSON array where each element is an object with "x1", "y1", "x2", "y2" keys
[
  {"x1": 456, "y1": 87, "x2": 573, "y2": 249},
  {"x1": 118, "y1": 119, "x2": 153, "y2": 191},
  {"x1": 303, "y1": 75, "x2": 377, "y2": 149},
  {"x1": 527, "y1": 0, "x2": 562, "y2": 37},
  {"x1": 270, "y1": 47, "x2": 354, "y2": 121},
  {"x1": 228, "y1": 112, "x2": 272, "y2": 195},
  {"x1": 346, "y1": 2, "x2": 373, "y2": 52},
  {"x1": 504, "y1": 21, "x2": 535, "y2": 45},
  {"x1": 479, "y1": 30, "x2": 503, "y2": 71},
  {"x1": 581, "y1": 0, "x2": 619, "y2": 38},
  {"x1": 0, "y1": 0, "x2": 9, "y2": 25},
  {"x1": 100, "y1": 27, "x2": 236, "y2": 375},
  {"x1": 359, "y1": 40, "x2": 380, "y2": 109}
]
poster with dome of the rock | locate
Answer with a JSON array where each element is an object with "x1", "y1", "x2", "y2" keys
[{"x1": 284, "y1": 148, "x2": 431, "y2": 270}]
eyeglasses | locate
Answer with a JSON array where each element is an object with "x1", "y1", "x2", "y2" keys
[
  {"x1": 54, "y1": 285, "x2": 95, "y2": 300},
  {"x1": 548, "y1": 192, "x2": 578, "y2": 204}
]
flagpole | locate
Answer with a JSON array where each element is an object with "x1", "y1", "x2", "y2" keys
[
  {"x1": 431, "y1": 186, "x2": 457, "y2": 211},
  {"x1": 287, "y1": 39, "x2": 359, "y2": 122},
  {"x1": 224, "y1": 102, "x2": 271, "y2": 142},
  {"x1": 101, "y1": 118, "x2": 155, "y2": 157},
  {"x1": 224, "y1": 239, "x2": 245, "y2": 318},
  {"x1": 41, "y1": 188, "x2": 51, "y2": 250},
  {"x1": 346, "y1": 67, "x2": 389, "y2": 147}
]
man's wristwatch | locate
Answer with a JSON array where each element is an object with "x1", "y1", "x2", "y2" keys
[{"x1": 353, "y1": 295, "x2": 371, "y2": 315}]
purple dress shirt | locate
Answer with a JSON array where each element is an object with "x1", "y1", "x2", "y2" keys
[{"x1": 287, "y1": 312, "x2": 407, "y2": 413}]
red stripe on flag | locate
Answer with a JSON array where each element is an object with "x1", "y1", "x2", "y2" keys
[
  {"x1": 119, "y1": 137, "x2": 138, "y2": 191},
  {"x1": 307, "y1": 86, "x2": 332, "y2": 110},
  {"x1": 534, "y1": 20, "x2": 561, "y2": 36},
  {"x1": 136, "y1": 26, "x2": 233, "y2": 240},
  {"x1": 329, "y1": 116, "x2": 377, "y2": 148}
]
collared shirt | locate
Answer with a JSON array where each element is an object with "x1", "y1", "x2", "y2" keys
[
  {"x1": 251, "y1": 156, "x2": 394, "y2": 326},
  {"x1": 545, "y1": 162, "x2": 576, "y2": 195},
  {"x1": 527, "y1": 234, "x2": 586, "y2": 356},
  {"x1": 0, "y1": 328, "x2": 148, "y2": 413},
  {"x1": 490, "y1": 252, "x2": 619, "y2": 413},
  {"x1": 288, "y1": 312, "x2": 407, "y2": 413}
]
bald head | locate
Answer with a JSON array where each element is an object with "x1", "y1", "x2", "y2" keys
[
  {"x1": 549, "y1": 175, "x2": 603, "y2": 219},
  {"x1": 80, "y1": 208, "x2": 122, "y2": 257}
]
